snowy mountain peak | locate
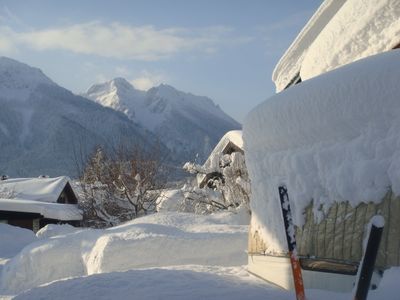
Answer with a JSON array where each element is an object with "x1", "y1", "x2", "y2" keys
[
  {"x1": 84, "y1": 77, "x2": 241, "y2": 162},
  {"x1": 84, "y1": 78, "x2": 145, "y2": 113},
  {"x1": 0, "y1": 58, "x2": 163, "y2": 177},
  {"x1": 148, "y1": 84, "x2": 180, "y2": 99},
  {"x1": 86, "y1": 77, "x2": 139, "y2": 96},
  {"x1": 111, "y1": 77, "x2": 135, "y2": 89},
  {"x1": 147, "y1": 83, "x2": 222, "y2": 115},
  {"x1": 0, "y1": 57, "x2": 55, "y2": 100}
]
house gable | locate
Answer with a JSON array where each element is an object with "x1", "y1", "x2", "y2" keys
[{"x1": 57, "y1": 182, "x2": 78, "y2": 204}]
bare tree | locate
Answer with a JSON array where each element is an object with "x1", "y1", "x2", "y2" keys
[{"x1": 78, "y1": 143, "x2": 168, "y2": 228}]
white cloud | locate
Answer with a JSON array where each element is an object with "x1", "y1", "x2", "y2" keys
[
  {"x1": 130, "y1": 70, "x2": 166, "y2": 91},
  {"x1": 1, "y1": 22, "x2": 251, "y2": 61},
  {"x1": 0, "y1": 26, "x2": 17, "y2": 53}
]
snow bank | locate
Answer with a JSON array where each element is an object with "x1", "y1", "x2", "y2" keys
[
  {"x1": 13, "y1": 266, "x2": 288, "y2": 300},
  {"x1": 0, "y1": 224, "x2": 36, "y2": 259},
  {"x1": 1, "y1": 228, "x2": 97, "y2": 293},
  {"x1": 36, "y1": 223, "x2": 81, "y2": 239},
  {"x1": 301, "y1": 0, "x2": 400, "y2": 81},
  {"x1": 244, "y1": 50, "x2": 400, "y2": 253},
  {"x1": 0, "y1": 212, "x2": 248, "y2": 294},
  {"x1": 86, "y1": 223, "x2": 245, "y2": 274},
  {"x1": 11, "y1": 265, "x2": 400, "y2": 300}
]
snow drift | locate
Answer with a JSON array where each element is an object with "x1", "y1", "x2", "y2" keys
[
  {"x1": 0, "y1": 224, "x2": 36, "y2": 259},
  {"x1": 0, "y1": 212, "x2": 248, "y2": 294}
]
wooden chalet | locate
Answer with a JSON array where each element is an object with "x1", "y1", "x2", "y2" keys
[{"x1": 0, "y1": 176, "x2": 82, "y2": 232}]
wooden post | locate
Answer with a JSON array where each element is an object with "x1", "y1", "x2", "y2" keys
[
  {"x1": 278, "y1": 186, "x2": 306, "y2": 300},
  {"x1": 353, "y1": 216, "x2": 384, "y2": 300}
]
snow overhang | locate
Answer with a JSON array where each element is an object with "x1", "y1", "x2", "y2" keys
[
  {"x1": 273, "y1": 0, "x2": 400, "y2": 92},
  {"x1": 300, "y1": 0, "x2": 400, "y2": 81},
  {"x1": 0, "y1": 198, "x2": 82, "y2": 221},
  {"x1": 272, "y1": 0, "x2": 347, "y2": 92}
]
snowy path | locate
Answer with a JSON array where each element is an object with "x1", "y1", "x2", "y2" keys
[{"x1": 11, "y1": 266, "x2": 292, "y2": 300}]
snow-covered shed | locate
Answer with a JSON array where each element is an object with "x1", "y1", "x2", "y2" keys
[
  {"x1": 245, "y1": 0, "x2": 400, "y2": 293},
  {"x1": 197, "y1": 130, "x2": 244, "y2": 189},
  {"x1": 0, "y1": 176, "x2": 82, "y2": 232}
]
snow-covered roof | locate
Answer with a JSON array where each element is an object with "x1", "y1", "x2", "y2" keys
[
  {"x1": 197, "y1": 130, "x2": 243, "y2": 185},
  {"x1": 273, "y1": 0, "x2": 400, "y2": 92},
  {"x1": 0, "y1": 198, "x2": 82, "y2": 221},
  {"x1": 202, "y1": 130, "x2": 243, "y2": 170},
  {"x1": 272, "y1": 0, "x2": 346, "y2": 92},
  {"x1": 0, "y1": 176, "x2": 70, "y2": 203},
  {"x1": 0, "y1": 176, "x2": 82, "y2": 220},
  {"x1": 244, "y1": 50, "x2": 400, "y2": 253}
]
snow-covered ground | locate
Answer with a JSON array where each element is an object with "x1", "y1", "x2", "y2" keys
[{"x1": 0, "y1": 211, "x2": 399, "y2": 299}]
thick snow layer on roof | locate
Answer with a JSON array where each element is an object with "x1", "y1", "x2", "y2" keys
[
  {"x1": 301, "y1": 0, "x2": 400, "y2": 81},
  {"x1": 272, "y1": 0, "x2": 346, "y2": 92},
  {"x1": 0, "y1": 198, "x2": 82, "y2": 220},
  {"x1": 0, "y1": 176, "x2": 69, "y2": 203},
  {"x1": 244, "y1": 50, "x2": 400, "y2": 253}
]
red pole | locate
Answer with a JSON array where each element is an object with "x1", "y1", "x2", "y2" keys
[{"x1": 279, "y1": 186, "x2": 306, "y2": 300}]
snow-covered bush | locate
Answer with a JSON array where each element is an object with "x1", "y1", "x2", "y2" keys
[{"x1": 78, "y1": 146, "x2": 167, "y2": 228}]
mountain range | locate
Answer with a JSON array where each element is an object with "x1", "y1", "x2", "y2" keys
[
  {"x1": 83, "y1": 78, "x2": 240, "y2": 163},
  {"x1": 0, "y1": 57, "x2": 159, "y2": 177},
  {"x1": 0, "y1": 57, "x2": 240, "y2": 177}
]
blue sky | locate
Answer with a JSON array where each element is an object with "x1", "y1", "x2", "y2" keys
[{"x1": 0, "y1": 0, "x2": 322, "y2": 122}]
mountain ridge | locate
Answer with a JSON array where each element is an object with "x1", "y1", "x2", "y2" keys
[{"x1": 83, "y1": 78, "x2": 241, "y2": 162}]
